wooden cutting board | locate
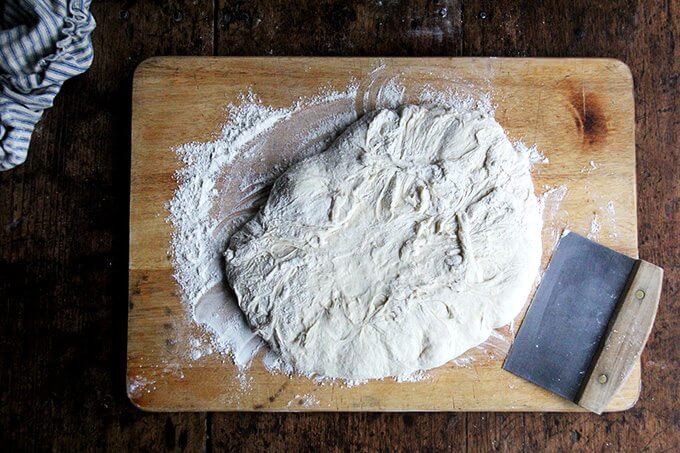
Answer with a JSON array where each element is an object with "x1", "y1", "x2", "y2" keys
[{"x1": 129, "y1": 57, "x2": 639, "y2": 411}]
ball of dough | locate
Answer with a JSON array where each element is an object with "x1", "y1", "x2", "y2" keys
[{"x1": 225, "y1": 105, "x2": 542, "y2": 381}]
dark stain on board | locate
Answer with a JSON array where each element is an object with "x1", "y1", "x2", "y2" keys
[
  {"x1": 566, "y1": 82, "x2": 609, "y2": 148},
  {"x1": 267, "y1": 382, "x2": 288, "y2": 403}
]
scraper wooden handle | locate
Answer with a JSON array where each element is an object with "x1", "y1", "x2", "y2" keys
[{"x1": 577, "y1": 260, "x2": 663, "y2": 414}]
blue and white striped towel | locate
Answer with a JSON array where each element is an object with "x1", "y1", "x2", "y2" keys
[{"x1": 0, "y1": 0, "x2": 95, "y2": 170}]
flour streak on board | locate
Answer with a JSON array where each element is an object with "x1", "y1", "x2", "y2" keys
[{"x1": 166, "y1": 63, "x2": 562, "y2": 392}]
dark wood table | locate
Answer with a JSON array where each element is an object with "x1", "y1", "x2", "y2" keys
[{"x1": 1, "y1": 1, "x2": 677, "y2": 450}]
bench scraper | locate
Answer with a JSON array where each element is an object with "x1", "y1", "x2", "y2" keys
[{"x1": 503, "y1": 231, "x2": 663, "y2": 414}]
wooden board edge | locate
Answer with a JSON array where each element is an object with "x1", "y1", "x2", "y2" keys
[
  {"x1": 126, "y1": 57, "x2": 641, "y2": 412},
  {"x1": 123, "y1": 55, "x2": 638, "y2": 66},
  {"x1": 124, "y1": 361, "x2": 642, "y2": 413},
  {"x1": 128, "y1": 56, "x2": 170, "y2": 413}
]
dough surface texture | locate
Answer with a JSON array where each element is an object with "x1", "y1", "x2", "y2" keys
[{"x1": 225, "y1": 105, "x2": 542, "y2": 381}]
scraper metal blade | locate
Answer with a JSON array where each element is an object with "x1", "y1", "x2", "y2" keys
[{"x1": 503, "y1": 231, "x2": 663, "y2": 414}]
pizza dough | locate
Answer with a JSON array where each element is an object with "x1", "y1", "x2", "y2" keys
[{"x1": 224, "y1": 105, "x2": 542, "y2": 381}]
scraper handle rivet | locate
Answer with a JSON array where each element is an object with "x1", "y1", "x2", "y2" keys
[
  {"x1": 635, "y1": 289, "x2": 645, "y2": 300},
  {"x1": 598, "y1": 374, "x2": 608, "y2": 384}
]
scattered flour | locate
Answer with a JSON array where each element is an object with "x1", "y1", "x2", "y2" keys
[
  {"x1": 588, "y1": 214, "x2": 602, "y2": 240},
  {"x1": 514, "y1": 141, "x2": 549, "y2": 164},
  {"x1": 166, "y1": 66, "x2": 557, "y2": 389},
  {"x1": 168, "y1": 86, "x2": 361, "y2": 369},
  {"x1": 375, "y1": 76, "x2": 406, "y2": 109},
  {"x1": 450, "y1": 354, "x2": 476, "y2": 368},
  {"x1": 606, "y1": 201, "x2": 619, "y2": 238},
  {"x1": 606, "y1": 200, "x2": 616, "y2": 215},
  {"x1": 127, "y1": 376, "x2": 156, "y2": 398},
  {"x1": 539, "y1": 184, "x2": 569, "y2": 247},
  {"x1": 287, "y1": 393, "x2": 321, "y2": 408},
  {"x1": 581, "y1": 160, "x2": 599, "y2": 173},
  {"x1": 395, "y1": 370, "x2": 430, "y2": 383}
]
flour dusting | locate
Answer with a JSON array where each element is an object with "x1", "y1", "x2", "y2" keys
[
  {"x1": 581, "y1": 160, "x2": 599, "y2": 173},
  {"x1": 605, "y1": 200, "x2": 619, "y2": 238},
  {"x1": 168, "y1": 85, "x2": 360, "y2": 368},
  {"x1": 539, "y1": 184, "x2": 569, "y2": 248},
  {"x1": 287, "y1": 393, "x2": 321, "y2": 408},
  {"x1": 127, "y1": 376, "x2": 156, "y2": 398},
  {"x1": 515, "y1": 141, "x2": 549, "y2": 164},
  {"x1": 395, "y1": 370, "x2": 430, "y2": 383},
  {"x1": 588, "y1": 214, "x2": 602, "y2": 240},
  {"x1": 166, "y1": 69, "x2": 555, "y2": 389}
]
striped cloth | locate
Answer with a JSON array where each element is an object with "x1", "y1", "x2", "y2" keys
[{"x1": 0, "y1": 0, "x2": 95, "y2": 170}]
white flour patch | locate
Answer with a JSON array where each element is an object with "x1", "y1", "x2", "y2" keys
[
  {"x1": 167, "y1": 70, "x2": 550, "y2": 388},
  {"x1": 376, "y1": 76, "x2": 406, "y2": 109},
  {"x1": 450, "y1": 354, "x2": 476, "y2": 367},
  {"x1": 127, "y1": 376, "x2": 156, "y2": 398},
  {"x1": 236, "y1": 369, "x2": 253, "y2": 392},
  {"x1": 395, "y1": 370, "x2": 430, "y2": 383},
  {"x1": 588, "y1": 214, "x2": 602, "y2": 240},
  {"x1": 515, "y1": 141, "x2": 549, "y2": 164},
  {"x1": 168, "y1": 93, "x2": 290, "y2": 310},
  {"x1": 262, "y1": 348, "x2": 294, "y2": 376},
  {"x1": 168, "y1": 85, "x2": 361, "y2": 371},
  {"x1": 581, "y1": 160, "x2": 598, "y2": 173},
  {"x1": 539, "y1": 184, "x2": 569, "y2": 248},
  {"x1": 606, "y1": 200, "x2": 616, "y2": 216},
  {"x1": 287, "y1": 393, "x2": 320, "y2": 408},
  {"x1": 164, "y1": 364, "x2": 186, "y2": 380},
  {"x1": 341, "y1": 378, "x2": 369, "y2": 388},
  {"x1": 419, "y1": 84, "x2": 494, "y2": 115},
  {"x1": 605, "y1": 200, "x2": 619, "y2": 238}
]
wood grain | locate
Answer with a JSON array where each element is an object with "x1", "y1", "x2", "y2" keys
[
  {"x1": 579, "y1": 260, "x2": 663, "y2": 414},
  {"x1": 129, "y1": 56, "x2": 640, "y2": 412},
  {"x1": 1, "y1": 0, "x2": 677, "y2": 450},
  {"x1": 0, "y1": 1, "x2": 212, "y2": 449}
]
